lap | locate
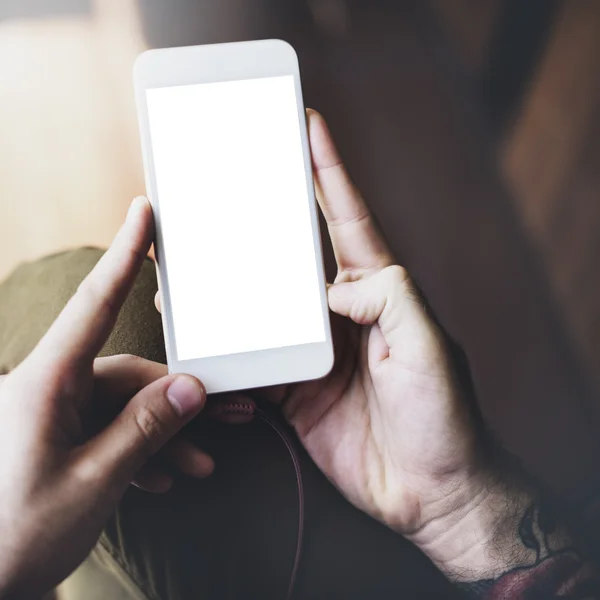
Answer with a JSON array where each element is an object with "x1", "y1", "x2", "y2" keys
[
  {"x1": 0, "y1": 249, "x2": 453, "y2": 599},
  {"x1": 0, "y1": 247, "x2": 165, "y2": 372}
]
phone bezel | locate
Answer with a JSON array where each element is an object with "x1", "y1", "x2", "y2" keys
[{"x1": 134, "y1": 39, "x2": 334, "y2": 393}]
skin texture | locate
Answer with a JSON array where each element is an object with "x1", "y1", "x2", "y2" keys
[{"x1": 455, "y1": 499, "x2": 600, "y2": 598}]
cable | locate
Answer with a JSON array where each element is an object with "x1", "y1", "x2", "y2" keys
[{"x1": 221, "y1": 402, "x2": 305, "y2": 600}]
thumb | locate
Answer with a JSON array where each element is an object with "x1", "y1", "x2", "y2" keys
[
  {"x1": 328, "y1": 265, "x2": 425, "y2": 348},
  {"x1": 83, "y1": 374, "x2": 206, "y2": 488}
]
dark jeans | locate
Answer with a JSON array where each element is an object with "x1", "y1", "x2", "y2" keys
[{"x1": 0, "y1": 249, "x2": 454, "y2": 599}]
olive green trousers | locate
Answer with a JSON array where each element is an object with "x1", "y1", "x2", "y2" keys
[{"x1": 0, "y1": 249, "x2": 453, "y2": 600}]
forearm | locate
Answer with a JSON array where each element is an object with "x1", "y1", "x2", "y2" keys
[{"x1": 410, "y1": 470, "x2": 599, "y2": 598}]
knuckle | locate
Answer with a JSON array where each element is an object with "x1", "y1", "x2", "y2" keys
[
  {"x1": 72, "y1": 454, "x2": 104, "y2": 486},
  {"x1": 383, "y1": 264, "x2": 410, "y2": 286},
  {"x1": 348, "y1": 294, "x2": 373, "y2": 325},
  {"x1": 124, "y1": 242, "x2": 146, "y2": 267},
  {"x1": 383, "y1": 265, "x2": 424, "y2": 305},
  {"x1": 133, "y1": 407, "x2": 168, "y2": 455},
  {"x1": 77, "y1": 279, "x2": 117, "y2": 318},
  {"x1": 42, "y1": 363, "x2": 80, "y2": 399}
]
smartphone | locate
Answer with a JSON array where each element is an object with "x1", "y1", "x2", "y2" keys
[{"x1": 134, "y1": 40, "x2": 334, "y2": 394}]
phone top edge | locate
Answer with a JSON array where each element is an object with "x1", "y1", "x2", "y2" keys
[
  {"x1": 134, "y1": 39, "x2": 297, "y2": 74},
  {"x1": 134, "y1": 39, "x2": 300, "y2": 92}
]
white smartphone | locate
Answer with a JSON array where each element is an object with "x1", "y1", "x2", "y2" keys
[{"x1": 134, "y1": 39, "x2": 334, "y2": 394}]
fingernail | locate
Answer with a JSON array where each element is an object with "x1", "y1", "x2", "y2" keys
[{"x1": 167, "y1": 376, "x2": 205, "y2": 418}]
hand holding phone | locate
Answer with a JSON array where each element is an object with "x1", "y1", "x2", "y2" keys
[
  {"x1": 139, "y1": 44, "x2": 588, "y2": 593},
  {"x1": 151, "y1": 105, "x2": 494, "y2": 556},
  {"x1": 254, "y1": 111, "x2": 504, "y2": 579},
  {"x1": 137, "y1": 42, "x2": 497, "y2": 577}
]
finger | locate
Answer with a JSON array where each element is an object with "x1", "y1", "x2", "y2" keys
[
  {"x1": 93, "y1": 356, "x2": 214, "y2": 480},
  {"x1": 162, "y1": 438, "x2": 214, "y2": 478},
  {"x1": 132, "y1": 464, "x2": 174, "y2": 494},
  {"x1": 80, "y1": 374, "x2": 206, "y2": 490},
  {"x1": 33, "y1": 197, "x2": 154, "y2": 369},
  {"x1": 95, "y1": 358, "x2": 255, "y2": 425},
  {"x1": 328, "y1": 265, "x2": 428, "y2": 353},
  {"x1": 307, "y1": 109, "x2": 394, "y2": 277},
  {"x1": 93, "y1": 355, "x2": 167, "y2": 406},
  {"x1": 154, "y1": 291, "x2": 161, "y2": 313}
]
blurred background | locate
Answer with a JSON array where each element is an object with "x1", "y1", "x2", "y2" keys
[{"x1": 1, "y1": 0, "x2": 600, "y2": 506}]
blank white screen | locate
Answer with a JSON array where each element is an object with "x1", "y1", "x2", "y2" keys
[{"x1": 146, "y1": 76, "x2": 325, "y2": 361}]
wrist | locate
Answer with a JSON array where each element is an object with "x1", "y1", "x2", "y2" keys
[
  {"x1": 0, "y1": 525, "x2": 39, "y2": 600},
  {"x1": 407, "y1": 467, "x2": 534, "y2": 580}
]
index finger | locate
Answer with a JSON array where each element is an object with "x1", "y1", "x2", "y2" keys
[
  {"x1": 33, "y1": 197, "x2": 154, "y2": 368},
  {"x1": 307, "y1": 109, "x2": 394, "y2": 278}
]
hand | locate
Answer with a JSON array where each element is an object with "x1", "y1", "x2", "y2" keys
[
  {"x1": 0, "y1": 198, "x2": 210, "y2": 598},
  {"x1": 266, "y1": 113, "x2": 598, "y2": 593},
  {"x1": 262, "y1": 110, "x2": 487, "y2": 536},
  {"x1": 154, "y1": 112, "x2": 490, "y2": 555},
  {"x1": 151, "y1": 112, "x2": 599, "y2": 593}
]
